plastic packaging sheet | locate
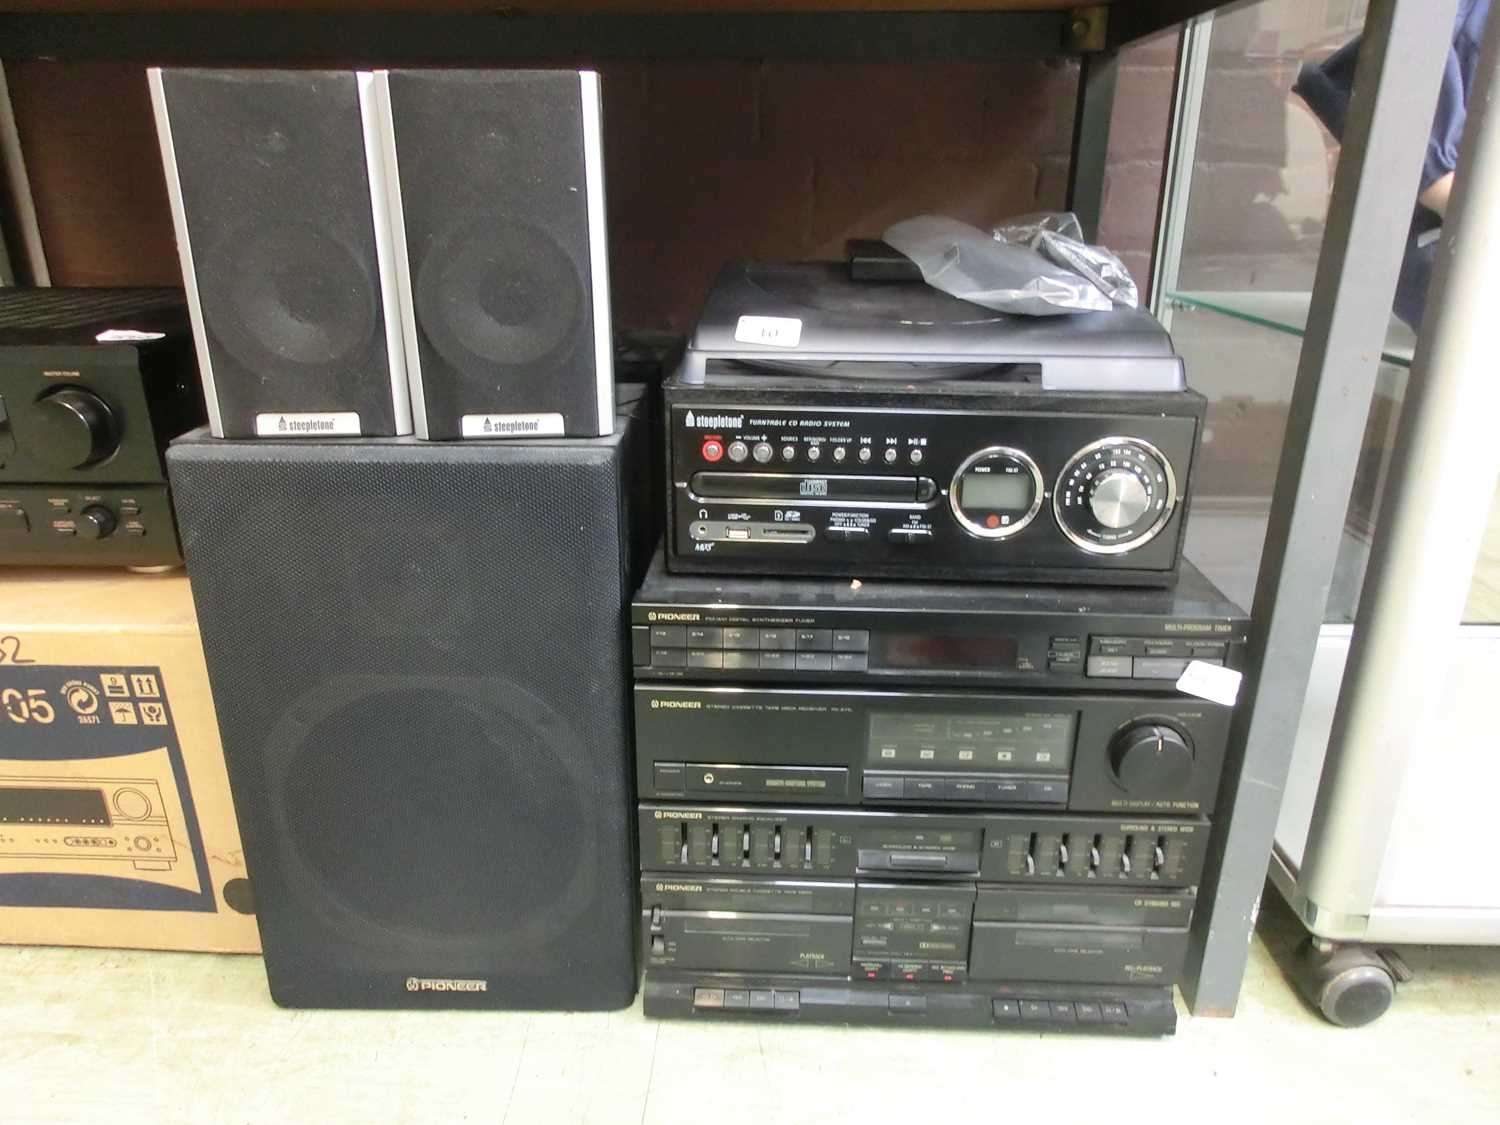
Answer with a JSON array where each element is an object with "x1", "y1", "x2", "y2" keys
[{"x1": 883, "y1": 214, "x2": 1139, "y2": 316}]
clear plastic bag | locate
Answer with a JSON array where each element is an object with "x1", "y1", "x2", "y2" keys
[
  {"x1": 993, "y1": 212, "x2": 1140, "y2": 310},
  {"x1": 881, "y1": 213, "x2": 1138, "y2": 316}
]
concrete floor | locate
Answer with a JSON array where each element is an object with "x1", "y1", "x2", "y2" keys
[{"x1": 4, "y1": 890, "x2": 1497, "y2": 1124}]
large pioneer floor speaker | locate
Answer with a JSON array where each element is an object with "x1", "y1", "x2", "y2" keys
[
  {"x1": 375, "y1": 69, "x2": 613, "y2": 440},
  {"x1": 150, "y1": 68, "x2": 411, "y2": 439},
  {"x1": 166, "y1": 401, "x2": 645, "y2": 1009}
]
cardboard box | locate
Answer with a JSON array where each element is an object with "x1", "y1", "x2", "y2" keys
[{"x1": 0, "y1": 568, "x2": 259, "y2": 952}]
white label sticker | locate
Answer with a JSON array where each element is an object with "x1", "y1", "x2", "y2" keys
[
  {"x1": 254, "y1": 412, "x2": 361, "y2": 437},
  {"x1": 460, "y1": 413, "x2": 565, "y2": 439},
  {"x1": 734, "y1": 315, "x2": 802, "y2": 348},
  {"x1": 95, "y1": 329, "x2": 167, "y2": 343},
  {"x1": 1176, "y1": 660, "x2": 1243, "y2": 707}
]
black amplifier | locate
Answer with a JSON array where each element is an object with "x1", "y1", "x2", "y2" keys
[
  {"x1": 636, "y1": 684, "x2": 1230, "y2": 815},
  {"x1": 638, "y1": 804, "x2": 1212, "y2": 887},
  {"x1": 0, "y1": 289, "x2": 203, "y2": 566},
  {"x1": 640, "y1": 877, "x2": 1194, "y2": 987},
  {"x1": 632, "y1": 548, "x2": 1247, "y2": 690},
  {"x1": 664, "y1": 374, "x2": 1204, "y2": 586}
]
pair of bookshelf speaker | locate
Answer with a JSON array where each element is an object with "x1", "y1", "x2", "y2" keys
[{"x1": 150, "y1": 67, "x2": 612, "y2": 442}]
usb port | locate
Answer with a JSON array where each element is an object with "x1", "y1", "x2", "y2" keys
[{"x1": 725, "y1": 527, "x2": 751, "y2": 540}]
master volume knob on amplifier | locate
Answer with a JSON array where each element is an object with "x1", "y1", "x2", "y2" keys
[{"x1": 30, "y1": 387, "x2": 121, "y2": 470}]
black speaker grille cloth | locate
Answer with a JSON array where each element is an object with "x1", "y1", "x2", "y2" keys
[
  {"x1": 386, "y1": 70, "x2": 599, "y2": 436},
  {"x1": 161, "y1": 70, "x2": 397, "y2": 435},
  {"x1": 168, "y1": 422, "x2": 640, "y2": 1008}
]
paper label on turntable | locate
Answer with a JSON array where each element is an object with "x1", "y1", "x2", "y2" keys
[
  {"x1": 735, "y1": 315, "x2": 803, "y2": 348},
  {"x1": 1176, "y1": 660, "x2": 1242, "y2": 707}
]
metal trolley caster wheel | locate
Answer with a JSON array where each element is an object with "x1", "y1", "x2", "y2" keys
[{"x1": 1291, "y1": 939, "x2": 1405, "y2": 1027}]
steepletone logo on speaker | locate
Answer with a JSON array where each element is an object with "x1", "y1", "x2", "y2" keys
[
  {"x1": 255, "y1": 412, "x2": 361, "y2": 437},
  {"x1": 683, "y1": 410, "x2": 743, "y2": 430},
  {"x1": 461, "y1": 412, "x2": 565, "y2": 438},
  {"x1": 405, "y1": 976, "x2": 488, "y2": 993}
]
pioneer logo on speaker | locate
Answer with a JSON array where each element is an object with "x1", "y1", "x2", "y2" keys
[
  {"x1": 404, "y1": 976, "x2": 489, "y2": 993},
  {"x1": 649, "y1": 699, "x2": 702, "y2": 710},
  {"x1": 655, "y1": 883, "x2": 703, "y2": 893},
  {"x1": 683, "y1": 411, "x2": 744, "y2": 430},
  {"x1": 646, "y1": 611, "x2": 701, "y2": 623}
]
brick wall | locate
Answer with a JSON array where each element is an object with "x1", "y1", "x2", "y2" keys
[{"x1": 6, "y1": 51, "x2": 1176, "y2": 330}]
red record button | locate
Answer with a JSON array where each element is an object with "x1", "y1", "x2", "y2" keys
[
  {"x1": 985, "y1": 514, "x2": 1002, "y2": 529},
  {"x1": 701, "y1": 438, "x2": 725, "y2": 463}
]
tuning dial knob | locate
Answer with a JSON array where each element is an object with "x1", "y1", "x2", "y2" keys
[
  {"x1": 1109, "y1": 723, "x2": 1194, "y2": 795},
  {"x1": 1089, "y1": 469, "x2": 1151, "y2": 529},
  {"x1": 31, "y1": 387, "x2": 120, "y2": 469},
  {"x1": 1053, "y1": 437, "x2": 1178, "y2": 555},
  {"x1": 76, "y1": 504, "x2": 117, "y2": 541}
]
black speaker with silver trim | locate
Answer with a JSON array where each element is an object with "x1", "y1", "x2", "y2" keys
[
  {"x1": 374, "y1": 69, "x2": 614, "y2": 440},
  {"x1": 165, "y1": 395, "x2": 646, "y2": 1009},
  {"x1": 149, "y1": 68, "x2": 412, "y2": 439}
]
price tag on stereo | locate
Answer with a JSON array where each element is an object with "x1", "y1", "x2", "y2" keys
[
  {"x1": 734, "y1": 316, "x2": 802, "y2": 348},
  {"x1": 1176, "y1": 660, "x2": 1242, "y2": 707}
]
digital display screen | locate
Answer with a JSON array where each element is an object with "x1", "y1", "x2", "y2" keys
[
  {"x1": 960, "y1": 473, "x2": 1032, "y2": 511},
  {"x1": 0, "y1": 787, "x2": 110, "y2": 826},
  {"x1": 867, "y1": 711, "x2": 1076, "y2": 771},
  {"x1": 879, "y1": 633, "x2": 1020, "y2": 671}
]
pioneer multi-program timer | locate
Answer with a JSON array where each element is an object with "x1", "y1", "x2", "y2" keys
[{"x1": 631, "y1": 553, "x2": 1249, "y2": 1034}]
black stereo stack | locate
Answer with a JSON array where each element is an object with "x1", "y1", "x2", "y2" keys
[
  {"x1": 632, "y1": 260, "x2": 1248, "y2": 1035},
  {"x1": 143, "y1": 56, "x2": 1248, "y2": 1036}
]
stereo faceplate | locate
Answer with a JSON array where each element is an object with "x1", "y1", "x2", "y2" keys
[
  {"x1": 642, "y1": 972, "x2": 1178, "y2": 1035},
  {"x1": 636, "y1": 685, "x2": 1230, "y2": 815},
  {"x1": 633, "y1": 549, "x2": 1248, "y2": 690},
  {"x1": 665, "y1": 381, "x2": 1205, "y2": 586},
  {"x1": 639, "y1": 805, "x2": 1211, "y2": 887}
]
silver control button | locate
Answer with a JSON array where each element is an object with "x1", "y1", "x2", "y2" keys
[
  {"x1": 883, "y1": 448, "x2": 898, "y2": 464},
  {"x1": 807, "y1": 445, "x2": 822, "y2": 462},
  {"x1": 858, "y1": 447, "x2": 873, "y2": 463},
  {"x1": 910, "y1": 449, "x2": 924, "y2": 465},
  {"x1": 727, "y1": 440, "x2": 749, "y2": 463},
  {"x1": 832, "y1": 447, "x2": 848, "y2": 463},
  {"x1": 752, "y1": 442, "x2": 773, "y2": 464},
  {"x1": 781, "y1": 444, "x2": 797, "y2": 462}
]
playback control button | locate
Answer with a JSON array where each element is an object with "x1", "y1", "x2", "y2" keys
[{"x1": 860, "y1": 773, "x2": 1068, "y2": 806}]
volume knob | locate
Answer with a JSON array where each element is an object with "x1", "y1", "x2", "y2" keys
[
  {"x1": 1109, "y1": 723, "x2": 1193, "y2": 795},
  {"x1": 31, "y1": 387, "x2": 120, "y2": 470},
  {"x1": 1089, "y1": 469, "x2": 1150, "y2": 530}
]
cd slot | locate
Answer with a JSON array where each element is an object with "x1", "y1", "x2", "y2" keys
[{"x1": 689, "y1": 472, "x2": 936, "y2": 505}]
